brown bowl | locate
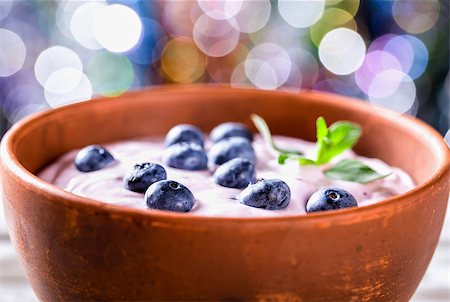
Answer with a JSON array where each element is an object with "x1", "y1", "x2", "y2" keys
[{"x1": 1, "y1": 86, "x2": 449, "y2": 301}]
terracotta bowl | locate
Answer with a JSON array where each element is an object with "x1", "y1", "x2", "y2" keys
[{"x1": 1, "y1": 86, "x2": 449, "y2": 301}]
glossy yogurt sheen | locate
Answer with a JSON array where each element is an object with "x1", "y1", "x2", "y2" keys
[{"x1": 38, "y1": 135, "x2": 415, "y2": 217}]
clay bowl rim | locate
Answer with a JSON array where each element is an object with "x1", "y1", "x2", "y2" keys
[{"x1": 1, "y1": 85, "x2": 449, "y2": 224}]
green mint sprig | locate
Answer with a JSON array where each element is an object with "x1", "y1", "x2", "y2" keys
[
  {"x1": 251, "y1": 114, "x2": 304, "y2": 157},
  {"x1": 251, "y1": 114, "x2": 390, "y2": 184}
]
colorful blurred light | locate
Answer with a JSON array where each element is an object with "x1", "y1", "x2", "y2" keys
[
  {"x1": 45, "y1": 72, "x2": 92, "y2": 108},
  {"x1": 310, "y1": 8, "x2": 357, "y2": 46},
  {"x1": 86, "y1": 51, "x2": 134, "y2": 96},
  {"x1": 70, "y1": 1, "x2": 106, "y2": 50},
  {"x1": 197, "y1": 0, "x2": 242, "y2": 20},
  {"x1": 368, "y1": 70, "x2": 416, "y2": 114},
  {"x1": 193, "y1": 13, "x2": 239, "y2": 57},
  {"x1": 162, "y1": 1, "x2": 195, "y2": 37},
  {"x1": 392, "y1": 0, "x2": 440, "y2": 34},
  {"x1": 319, "y1": 28, "x2": 366, "y2": 75},
  {"x1": 0, "y1": 0, "x2": 448, "y2": 141},
  {"x1": 327, "y1": 0, "x2": 360, "y2": 17},
  {"x1": 44, "y1": 68, "x2": 83, "y2": 94},
  {"x1": 34, "y1": 46, "x2": 83, "y2": 87},
  {"x1": 355, "y1": 50, "x2": 402, "y2": 94},
  {"x1": 245, "y1": 43, "x2": 292, "y2": 89},
  {"x1": 160, "y1": 37, "x2": 207, "y2": 83},
  {"x1": 403, "y1": 35, "x2": 429, "y2": 79},
  {"x1": 278, "y1": 0, "x2": 325, "y2": 28},
  {"x1": 230, "y1": 0, "x2": 271, "y2": 33},
  {"x1": 92, "y1": 4, "x2": 143, "y2": 53},
  {"x1": 286, "y1": 47, "x2": 319, "y2": 89},
  {"x1": 0, "y1": 29, "x2": 26, "y2": 77}
]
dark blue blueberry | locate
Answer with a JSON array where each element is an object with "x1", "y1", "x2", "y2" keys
[
  {"x1": 123, "y1": 163, "x2": 167, "y2": 193},
  {"x1": 210, "y1": 122, "x2": 253, "y2": 143},
  {"x1": 208, "y1": 137, "x2": 255, "y2": 166},
  {"x1": 238, "y1": 179, "x2": 290, "y2": 210},
  {"x1": 162, "y1": 142, "x2": 208, "y2": 170},
  {"x1": 145, "y1": 180, "x2": 195, "y2": 212},
  {"x1": 213, "y1": 158, "x2": 256, "y2": 189},
  {"x1": 74, "y1": 145, "x2": 115, "y2": 172},
  {"x1": 165, "y1": 124, "x2": 204, "y2": 147},
  {"x1": 306, "y1": 187, "x2": 358, "y2": 213}
]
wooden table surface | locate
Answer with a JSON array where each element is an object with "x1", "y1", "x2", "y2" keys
[{"x1": 1, "y1": 200, "x2": 449, "y2": 301}]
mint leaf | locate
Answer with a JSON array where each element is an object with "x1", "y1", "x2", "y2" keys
[
  {"x1": 316, "y1": 116, "x2": 328, "y2": 141},
  {"x1": 251, "y1": 114, "x2": 303, "y2": 156},
  {"x1": 315, "y1": 119, "x2": 361, "y2": 165},
  {"x1": 324, "y1": 159, "x2": 390, "y2": 183},
  {"x1": 278, "y1": 153, "x2": 315, "y2": 165}
]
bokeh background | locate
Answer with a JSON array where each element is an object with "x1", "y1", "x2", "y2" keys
[{"x1": 0, "y1": 0, "x2": 449, "y2": 141}]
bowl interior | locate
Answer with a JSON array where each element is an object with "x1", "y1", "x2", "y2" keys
[{"x1": 7, "y1": 86, "x2": 448, "y2": 188}]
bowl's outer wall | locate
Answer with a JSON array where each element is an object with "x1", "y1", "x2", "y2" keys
[{"x1": 1, "y1": 86, "x2": 449, "y2": 301}]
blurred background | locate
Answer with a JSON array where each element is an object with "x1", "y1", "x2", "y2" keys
[{"x1": 0, "y1": 0, "x2": 449, "y2": 141}]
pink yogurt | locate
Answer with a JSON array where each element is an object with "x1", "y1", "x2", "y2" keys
[{"x1": 38, "y1": 135, "x2": 415, "y2": 217}]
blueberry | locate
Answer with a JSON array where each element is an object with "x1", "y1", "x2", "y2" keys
[
  {"x1": 208, "y1": 137, "x2": 255, "y2": 166},
  {"x1": 145, "y1": 180, "x2": 195, "y2": 212},
  {"x1": 163, "y1": 142, "x2": 208, "y2": 170},
  {"x1": 238, "y1": 179, "x2": 290, "y2": 210},
  {"x1": 306, "y1": 187, "x2": 358, "y2": 213},
  {"x1": 210, "y1": 122, "x2": 253, "y2": 143},
  {"x1": 74, "y1": 145, "x2": 115, "y2": 172},
  {"x1": 213, "y1": 158, "x2": 256, "y2": 189},
  {"x1": 165, "y1": 124, "x2": 204, "y2": 147},
  {"x1": 123, "y1": 163, "x2": 167, "y2": 193}
]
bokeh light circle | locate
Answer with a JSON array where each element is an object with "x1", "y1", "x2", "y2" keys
[
  {"x1": 403, "y1": 35, "x2": 429, "y2": 79},
  {"x1": 383, "y1": 35, "x2": 414, "y2": 72},
  {"x1": 392, "y1": 0, "x2": 440, "y2": 34},
  {"x1": 230, "y1": 0, "x2": 271, "y2": 33},
  {"x1": 161, "y1": 37, "x2": 207, "y2": 83},
  {"x1": 70, "y1": 1, "x2": 106, "y2": 50},
  {"x1": 355, "y1": 50, "x2": 402, "y2": 94},
  {"x1": 278, "y1": 0, "x2": 325, "y2": 28},
  {"x1": 34, "y1": 46, "x2": 82, "y2": 87},
  {"x1": 0, "y1": 29, "x2": 27, "y2": 77},
  {"x1": 44, "y1": 68, "x2": 83, "y2": 94},
  {"x1": 310, "y1": 8, "x2": 357, "y2": 46},
  {"x1": 319, "y1": 28, "x2": 366, "y2": 75},
  {"x1": 128, "y1": 17, "x2": 165, "y2": 65},
  {"x1": 162, "y1": 1, "x2": 195, "y2": 37},
  {"x1": 193, "y1": 13, "x2": 240, "y2": 57},
  {"x1": 287, "y1": 47, "x2": 319, "y2": 89},
  {"x1": 45, "y1": 72, "x2": 93, "y2": 108},
  {"x1": 92, "y1": 4, "x2": 143, "y2": 53},
  {"x1": 245, "y1": 43, "x2": 292, "y2": 89},
  {"x1": 329, "y1": 0, "x2": 360, "y2": 17},
  {"x1": 197, "y1": 0, "x2": 243, "y2": 20},
  {"x1": 368, "y1": 70, "x2": 416, "y2": 114},
  {"x1": 86, "y1": 51, "x2": 134, "y2": 96}
]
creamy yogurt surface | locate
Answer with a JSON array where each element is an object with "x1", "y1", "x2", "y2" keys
[{"x1": 38, "y1": 135, "x2": 415, "y2": 217}]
